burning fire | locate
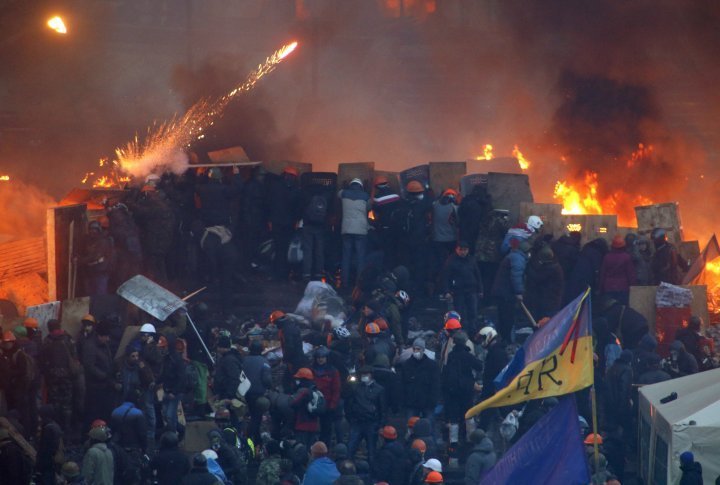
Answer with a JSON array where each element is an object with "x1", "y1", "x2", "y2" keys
[
  {"x1": 81, "y1": 160, "x2": 133, "y2": 188},
  {"x1": 116, "y1": 40, "x2": 299, "y2": 179},
  {"x1": 0, "y1": 175, "x2": 10, "y2": 181},
  {"x1": 554, "y1": 171, "x2": 603, "y2": 215},
  {"x1": 512, "y1": 145, "x2": 531, "y2": 170},
  {"x1": 705, "y1": 260, "x2": 720, "y2": 315},
  {"x1": 475, "y1": 144, "x2": 494, "y2": 161},
  {"x1": 47, "y1": 16, "x2": 67, "y2": 34}
]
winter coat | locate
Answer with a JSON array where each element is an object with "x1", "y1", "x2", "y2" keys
[
  {"x1": 82, "y1": 442, "x2": 115, "y2": 485},
  {"x1": 195, "y1": 176, "x2": 243, "y2": 227},
  {"x1": 401, "y1": 197, "x2": 433, "y2": 242},
  {"x1": 652, "y1": 242, "x2": 682, "y2": 285},
  {"x1": 345, "y1": 380, "x2": 386, "y2": 424},
  {"x1": 482, "y1": 340, "x2": 509, "y2": 398},
  {"x1": 599, "y1": 249, "x2": 636, "y2": 293},
  {"x1": 465, "y1": 438, "x2": 497, "y2": 484},
  {"x1": 399, "y1": 354, "x2": 441, "y2": 410},
  {"x1": 552, "y1": 235, "x2": 581, "y2": 280},
  {"x1": 110, "y1": 402, "x2": 148, "y2": 451},
  {"x1": 492, "y1": 248, "x2": 528, "y2": 298},
  {"x1": 675, "y1": 328, "x2": 703, "y2": 363},
  {"x1": 303, "y1": 456, "x2": 341, "y2": 485},
  {"x1": 372, "y1": 187, "x2": 401, "y2": 230},
  {"x1": 373, "y1": 440, "x2": 406, "y2": 484},
  {"x1": 438, "y1": 253, "x2": 482, "y2": 294},
  {"x1": 411, "y1": 418, "x2": 438, "y2": 459},
  {"x1": 633, "y1": 334, "x2": 659, "y2": 378},
  {"x1": 364, "y1": 334, "x2": 396, "y2": 368},
  {"x1": 40, "y1": 331, "x2": 78, "y2": 381},
  {"x1": 525, "y1": 258, "x2": 564, "y2": 319},
  {"x1": 150, "y1": 448, "x2": 191, "y2": 485},
  {"x1": 130, "y1": 191, "x2": 176, "y2": 256},
  {"x1": 213, "y1": 349, "x2": 243, "y2": 399},
  {"x1": 243, "y1": 354, "x2": 273, "y2": 398},
  {"x1": 638, "y1": 368, "x2": 671, "y2": 385},
  {"x1": 36, "y1": 420, "x2": 63, "y2": 473},
  {"x1": 601, "y1": 301, "x2": 649, "y2": 350},
  {"x1": 679, "y1": 461, "x2": 703, "y2": 485},
  {"x1": 475, "y1": 211, "x2": 510, "y2": 263},
  {"x1": 180, "y1": 469, "x2": 223, "y2": 485},
  {"x1": 266, "y1": 174, "x2": 303, "y2": 228},
  {"x1": 443, "y1": 344, "x2": 483, "y2": 397},
  {"x1": 458, "y1": 187, "x2": 491, "y2": 250},
  {"x1": 160, "y1": 348, "x2": 186, "y2": 396},
  {"x1": 669, "y1": 341, "x2": 699, "y2": 377},
  {"x1": 291, "y1": 384, "x2": 320, "y2": 432},
  {"x1": 256, "y1": 456, "x2": 282, "y2": 485},
  {"x1": 107, "y1": 205, "x2": 143, "y2": 259},
  {"x1": 339, "y1": 186, "x2": 370, "y2": 235},
  {"x1": 79, "y1": 232, "x2": 115, "y2": 274},
  {"x1": 372, "y1": 364, "x2": 403, "y2": 413},
  {"x1": 280, "y1": 319, "x2": 306, "y2": 371},
  {"x1": 432, "y1": 199, "x2": 458, "y2": 242},
  {"x1": 565, "y1": 239, "x2": 608, "y2": 303},
  {"x1": 605, "y1": 360, "x2": 633, "y2": 412},
  {"x1": 312, "y1": 364, "x2": 342, "y2": 410},
  {"x1": 82, "y1": 334, "x2": 114, "y2": 390}
]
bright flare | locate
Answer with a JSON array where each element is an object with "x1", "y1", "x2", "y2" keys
[
  {"x1": 47, "y1": 16, "x2": 67, "y2": 34},
  {"x1": 512, "y1": 145, "x2": 531, "y2": 170},
  {"x1": 553, "y1": 171, "x2": 603, "y2": 215},
  {"x1": 475, "y1": 144, "x2": 494, "y2": 160},
  {"x1": 0, "y1": 175, "x2": 10, "y2": 181}
]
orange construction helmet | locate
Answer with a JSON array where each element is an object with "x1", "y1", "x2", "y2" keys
[
  {"x1": 584, "y1": 433, "x2": 603, "y2": 445},
  {"x1": 444, "y1": 318, "x2": 462, "y2": 330},
  {"x1": 407, "y1": 416, "x2": 420, "y2": 428},
  {"x1": 442, "y1": 188, "x2": 458, "y2": 198},
  {"x1": 411, "y1": 439, "x2": 427, "y2": 453},
  {"x1": 81, "y1": 314, "x2": 96, "y2": 324},
  {"x1": 425, "y1": 471, "x2": 443, "y2": 483},
  {"x1": 406, "y1": 180, "x2": 424, "y2": 193},
  {"x1": 2, "y1": 331, "x2": 16, "y2": 342},
  {"x1": 365, "y1": 322, "x2": 381, "y2": 335},
  {"x1": 293, "y1": 368, "x2": 314, "y2": 380},
  {"x1": 374, "y1": 317, "x2": 389, "y2": 331},
  {"x1": 269, "y1": 310, "x2": 285, "y2": 323},
  {"x1": 374, "y1": 175, "x2": 389, "y2": 186},
  {"x1": 23, "y1": 317, "x2": 39, "y2": 329},
  {"x1": 379, "y1": 425, "x2": 398, "y2": 440}
]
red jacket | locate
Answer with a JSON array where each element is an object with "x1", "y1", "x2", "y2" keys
[
  {"x1": 312, "y1": 365, "x2": 341, "y2": 410},
  {"x1": 291, "y1": 386, "x2": 320, "y2": 432},
  {"x1": 600, "y1": 249, "x2": 636, "y2": 292}
]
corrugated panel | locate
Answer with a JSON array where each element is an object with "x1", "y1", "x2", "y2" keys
[{"x1": 0, "y1": 237, "x2": 46, "y2": 282}]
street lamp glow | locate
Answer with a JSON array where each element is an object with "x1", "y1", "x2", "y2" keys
[{"x1": 47, "y1": 16, "x2": 67, "y2": 34}]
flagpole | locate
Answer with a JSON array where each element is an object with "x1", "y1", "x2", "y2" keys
[{"x1": 590, "y1": 385, "x2": 600, "y2": 476}]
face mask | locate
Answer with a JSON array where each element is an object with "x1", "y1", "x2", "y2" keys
[
  {"x1": 360, "y1": 375, "x2": 371, "y2": 384},
  {"x1": 413, "y1": 351, "x2": 423, "y2": 360}
]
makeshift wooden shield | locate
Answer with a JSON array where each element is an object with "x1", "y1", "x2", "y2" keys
[
  {"x1": 400, "y1": 164, "x2": 430, "y2": 196},
  {"x1": 116, "y1": 275, "x2": 186, "y2": 322},
  {"x1": 466, "y1": 156, "x2": 523, "y2": 175},
  {"x1": 263, "y1": 160, "x2": 312, "y2": 177},
  {"x1": 26, "y1": 301, "x2": 61, "y2": 338},
  {"x1": 520, "y1": 202, "x2": 563, "y2": 239},
  {"x1": 635, "y1": 202, "x2": 684, "y2": 245},
  {"x1": 338, "y1": 162, "x2": 375, "y2": 190},
  {"x1": 460, "y1": 173, "x2": 488, "y2": 197},
  {"x1": 301, "y1": 172, "x2": 337, "y2": 193},
  {"x1": 487, "y1": 172, "x2": 533, "y2": 225},
  {"x1": 429, "y1": 161, "x2": 466, "y2": 196}
]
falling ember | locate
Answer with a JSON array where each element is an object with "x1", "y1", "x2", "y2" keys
[
  {"x1": 116, "y1": 40, "x2": 299, "y2": 178},
  {"x1": 626, "y1": 143, "x2": 654, "y2": 169},
  {"x1": 475, "y1": 144, "x2": 494, "y2": 161},
  {"x1": 553, "y1": 171, "x2": 603, "y2": 215},
  {"x1": 47, "y1": 16, "x2": 67, "y2": 34},
  {"x1": 0, "y1": 175, "x2": 10, "y2": 181},
  {"x1": 512, "y1": 145, "x2": 531, "y2": 170}
]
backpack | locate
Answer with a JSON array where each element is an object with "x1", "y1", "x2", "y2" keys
[
  {"x1": 390, "y1": 204, "x2": 415, "y2": 235},
  {"x1": 307, "y1": 388, "x2": 327, "y2": 415},
  {"x1": 304, "y1": 194, "x2": 328, "y2": 224}
]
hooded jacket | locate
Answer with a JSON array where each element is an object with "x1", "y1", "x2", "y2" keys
[
  {"x1": 399, "y1": 354, "x2": 441, "y2": 410},
  {"x1": 339, "y1": 185, "x2": 370, "y2": 235},
  {"x1": 303, "y1": 456, "x2": 340, "y2": 485},
  {"x1": 465, "y1": 438, "x2": 497, "y2": 484}
]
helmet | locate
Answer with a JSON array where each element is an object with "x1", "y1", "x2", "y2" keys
[
  {"x1": 145, "y1": 173, "x2": 161, "y2": 184},
  {"x1": 269, "y1": 310, "x2": 285, "y2": 323},
  {"x1": 201, "y1": 449, "x2": 219, "y2": 461},
  {"x1": 478, "y1": 326, "x2": 498, "y2": 347},
  {"x1": 527, "y1": 215, "x2": 544, "y2": 231},
  {"x1": 408, "y1": 416, "x2": 420, "y2": 428},
  {"x1": 350, "y1": 178, "x2": 364, "y2": 188},
  {"x1": 425, "y1": 471, "x2": 443, "y2": 483},
  {"x1": 584, "y1": 433, "x2": 603, "y2": 445},
  {"x1": 444, "y1": 318, "x2": 462, "y2": 330},
  {"x1": 140, "y1": 323, "x2": 156, "y2": 334},
  {"x1": 2, "y1": 331, "x2": 16, "y2": 342},
  {"x1": 444, "y1": 311, "x2": 461, "y2": 322},
  {"x1": 90, "y1": 419, "x2": 107, "y2": 429},
  {"x1": 395, "y1": 290, "x2": 410, "y2": 306},
  {"x1": 411, "y1": 439, "x2": 427, "y2": 453},
  {"x1": 442, "y1": 188, "x2": 458, "y2": 198},
  {"x1": 365, "y1": 322, "x2": 381, "y2": 335},
  {"x1": 334, "y1": 326, "x2": 351, "y2": 339},
  {"x1": 423, "y1": 458, "x2": 443, "y2": 472},
  {"x1": 406, "y1": 180, "x2": 424, "y2": 193},
  {"x1": 23, "y1": 317, "x2": 39, "y2": 329},
  {"x1": 374, "y1": 175, "x2": 389, "y2": 186},
  {"x1": 81, "y1": 314, "x2": 96, "y2": 324},
  {"x1": 374, "y1": 318, "x2": 389, "y2": 331},
  {"x1": 379, "y1": 426, "x2": 397, "y2": 440},
  {"x1": 314, "y1": 345, "x2": 330, "y2": 358},
  {"x1": 293, "y1": 368, "x2": 314, "y2": 380}
]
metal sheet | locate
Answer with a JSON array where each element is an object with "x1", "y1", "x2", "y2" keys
[
  {"x1": 26, "y1": 301, "x2": 62, "y2": 338},
  {"x1": 116, "y1": 275, "x2": 186, "y2": 321}
]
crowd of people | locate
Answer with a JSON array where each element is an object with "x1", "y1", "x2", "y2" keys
[{"x1": 0, "y1": 165, "x2": 715, "y2": 484}]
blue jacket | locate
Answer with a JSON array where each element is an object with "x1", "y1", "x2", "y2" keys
[
  {"x1": 492, "y1": 248, "x2": 528, "y2": 297},
  {"x1": 302, "y1": 456, "x2": 340, "y2": 485}
]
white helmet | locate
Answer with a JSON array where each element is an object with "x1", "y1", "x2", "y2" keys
[
  {"x1": 478, "y1": 326, "x2": 498, "y2": 347},
  {"x1": 396, "y1": 290, "x2": 410, "y2": 306},
  {"x1": 201, "y1": 449, "x2": 218, "y2": 461},
  {"x1": 350, "y1": 178, "x2": 364, "y2": 188},
  {"x1": 423, "y1": 458, "x2": 443, "y2": 472},
  {"x1": 527, "y1": 215, "x2": 543, "y2": 232},
  {"x1": 140, "y1": 323, "x2": 156, "y2": 334}
]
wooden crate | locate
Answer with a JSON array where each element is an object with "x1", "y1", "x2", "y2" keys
[
  {"x1": 429, "y1": 161, "x2": 466, "y2": 196},
  {"x1": 519, "y1": 203, "x2": 563, "y2": 239},
  {"x1": 487, "y1": 172, "x2": 534, "y2": 225},
  {"x1": 338, "y1": 162, "x2": 375, "y2": 189},
  {"x1": 635, "y1": 202, "x2": 683, "y2": 245},
  {"x1": 263, "y1": 160, "x2": 312, "y2": 177}
]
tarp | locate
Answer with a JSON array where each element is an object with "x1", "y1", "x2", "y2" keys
[
  {"x1": 116, "y1": 275, "x2": 186, "y2": 321},
  {"x1": 638, "y1": 368, "x2": 720, "y2": 484}
]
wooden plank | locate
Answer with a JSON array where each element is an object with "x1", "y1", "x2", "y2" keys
[
  {"x1": 629, "y1": 285, "x2": 709, "y2": 335},
  {"x1": 635, "y1": 202, "x2": 683, "y2": 245},
  {"x1": 337, "y1": 162, "x2": 375, "y2": 189},
  {"x1": 679, "y1": 241, "x2": 700, "y2": 267},
  {"x1": 429, "y1": 161, "x2": 466, "y2": 196}
]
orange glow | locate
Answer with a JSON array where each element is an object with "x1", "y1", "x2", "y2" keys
[
  {"x1": 626, "y1": 143, "x2": 654, "y2": 168},
  {"x1": 368, "y1": 210, "x2": 376, "y2": 221},
  {"x1": 554, "y1": 171, "x2": 603, "y2": 215},
  {"x1": 475, "y1": 144, "x2": 494, "y2": 161},
  {"x1": 47, "y1": 16, "x2": 67, "y2": 34},
  {"x1": 705, "y1": 260, "x2": 720, "y2": 314},
  {"x1": 278, "y1": 41, "x2": 298, "y2": 60},
  {"x1": 512, "y1": 145, "x2": 531, "y2": 170},
  {"x1": 0, "y1": 175, "x2": 10, "y2": 181}
]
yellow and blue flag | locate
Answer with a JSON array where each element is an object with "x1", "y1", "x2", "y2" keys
[
  {"x1": 466, "y1": 289, "x2": 593, "y2": 419},
  {"x1": 480, "y1": 396, "x2": 590, "y2": 484}
]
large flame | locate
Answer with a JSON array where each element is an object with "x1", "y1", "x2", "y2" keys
[
  {"x1": 554, "y1": 171, "x2": 603, "y2": 215},
  {"x1": 705, "y1": 260, "x2": 720, "y2": 316},
  {"x1": 475, "y1": 144, "x2": 494, "y2": 161},
  {"x1": 512, "y1": 145, "x2": 531, "y2": 170},
  {"x1": 47, "y1": 16, "x2": 67, "y2": 34}
]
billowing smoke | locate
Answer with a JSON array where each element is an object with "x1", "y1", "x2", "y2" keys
[{"x1": 0, "y1": 180, "x2": 56, "y2": 242}]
